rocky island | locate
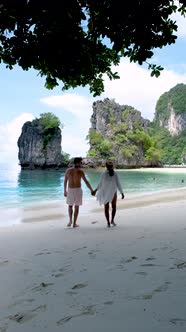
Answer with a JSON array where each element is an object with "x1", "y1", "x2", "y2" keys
[{"x1": 18, "y1": 113, "x2": 64, "y2": 169}]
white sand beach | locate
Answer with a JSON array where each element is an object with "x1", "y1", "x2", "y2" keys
[{"x1": 0, "y1": 188, "x2": 186, "y2": 332}]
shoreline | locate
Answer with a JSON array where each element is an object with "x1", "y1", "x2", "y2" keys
[
  {"x1": 0, "y1": 187, "x2": 186, "y2": 228},
  {"x1": 92, "y1": 186, "x2": 186, "y2": 212}
]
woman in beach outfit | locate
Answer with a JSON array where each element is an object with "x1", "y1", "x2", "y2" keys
[{"x1": 93, "y1": 161, "x2": 124, "y2": 227}]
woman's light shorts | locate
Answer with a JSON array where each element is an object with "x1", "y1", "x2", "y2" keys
[{"x1": 66, "y1": 188, "x2": 83, "y2": 206}]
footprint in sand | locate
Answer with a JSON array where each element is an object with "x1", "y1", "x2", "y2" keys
[
  {"x1": 71, "y1": 283, "x2": 88, "y2": 290},
  {"x1": 160, "y1": 246, "x2": 169, "y2": 251},
  {"x1": 135, "y1": 292, "x2": 152, "y2": 300},
  {"x1": 116, "y1": 256, "x2": 138, "y2": 270},
  {"x1": 57, "y1": 305, "x2": 96, "y2": 326},
  {"x1": 104, "y1": 300, "x2": 114, "y2": 305},
  {"x1": 170, "y1": 318, "x2": 186, "y2": 326},
  {"x1": 125, "y1": 256, "x2": 138, "y2": 263},
  {"x1": 52, "y1": 272, "x2": 64, "y2": 278},
  {"x1": 145, "y1": 256, "x2": 156, "y2": 261},
  {"x1": 135, "y1": 271, "x2": 148, "y2": 276},
  {"x1": 32, "y1": 282, "x2": 53, "y2": 293},
  {"x1": 154, "y1": 282, "x2": 169, "y2": 293},
  {"x1": 72, "y1": 246, "x2": 87, "y2": 253},
  {"x1": 57, "y1": 316, "x2": 72, "y2": 325},
  {"x1": 8, "y1": 305, "x2": 46, "y2": 324},
  {"x1": 135, "y1": 281, "x2": 170, "y2": 301},
  {"x1": 140, "y1": 263, "x2": 157, "y2": 267},
  {"x1": 169, "y1": 261, "x2": 186, "y2": 270},
  {"x1": 129, "y1": 292, "x2": 153, "y2": 301},
  {"x1": 80, "y1": 268, "x2": 87, "y2": 272},
  {"x1": 175, "y1": 261, "x2": 186, "y2": 269},
  {"x1": 34, "y1": 251, "x2": 51, "y2": 256},
  {"x1": 142, "y1": 294, "x2": 153, "y2": 300},
  {"x1": 58, "y1": 265, "x2": 73, "y2": 274},
  {"x1": 0, "y1": 259, "x2": 9, "y2": 266},
  {"x1": 88, "y1": 250, "x2": 100, "y2": 259}
]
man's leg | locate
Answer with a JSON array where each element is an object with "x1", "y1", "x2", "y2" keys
[
  {"x1": 73, "y1": 205, "x2": 79, "y2": 227},
  {"x1": 67, "y1": 205, "x2": 73, "y2": 227},
  {"x1": 104, "y1": 203, "x2": 110, "y2": 227},
  {"x1": 111, "y1": 193, "x2": 117, "y2": 226}
]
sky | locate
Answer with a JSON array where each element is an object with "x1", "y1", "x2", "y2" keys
[{"x1": 1, "y1": 9, "x2": 186, "y2": 164}]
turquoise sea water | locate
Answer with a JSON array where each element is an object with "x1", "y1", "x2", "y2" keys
[{"x1": 0, "y1": 163, "x2": 186, "y2": 209}]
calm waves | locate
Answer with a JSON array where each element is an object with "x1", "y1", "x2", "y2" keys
[{"x1": 0, "y1": 163, "x2": 186, "y2": 209}]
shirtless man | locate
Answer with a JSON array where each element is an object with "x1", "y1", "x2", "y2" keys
[{"x1": 64, "y1": 157, "x2": 94, "y2": 228}]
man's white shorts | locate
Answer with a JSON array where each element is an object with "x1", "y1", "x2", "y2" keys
[{"x1": 66, "y1": 188, "x2": 83, "y2": 206}]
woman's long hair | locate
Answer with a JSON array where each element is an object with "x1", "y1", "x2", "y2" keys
[{"x1": 106, "y1": 161, "x2": 114, "y2": 176}]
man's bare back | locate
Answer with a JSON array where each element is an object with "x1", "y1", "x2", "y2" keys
[{"x1": 65, "y1": 167, "x2": 84, "y2": 188}]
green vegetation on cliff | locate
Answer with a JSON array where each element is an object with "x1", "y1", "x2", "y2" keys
[
  {"x1": 39, "y1": 112, "x2": 61, "y2": 130},
  {"x1": 38, "y1": 112, "x2": 61, "y2": 149},
  {"x1": 87, "y1": 107, "x2": 160, "y2": 165},
  {"x1": 155, "y1": 83, "x2": 186, "y2": 123},
  {"x1": 149, "y1": 125, "x2": 186, "y2": 165},
  {"x1": 87, "y1": 130, "x2": 113, "y2": 159}
]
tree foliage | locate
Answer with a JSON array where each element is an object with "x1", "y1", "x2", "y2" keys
[
  {"x1": 38, "y1": 112, "x2": 61, "y2": 149},
  {"x1": 87, "y1": 129, "x2": 113, "y2": 158},
  {"x1": 0, "y1": 0, "x2": 185, "y2": 96},
  {"x1": 39, "y1": 112, "x2": 61, "y2": 130},
  {"x1": 61, "y1": 151, "x2": 70, "y2": 166}
]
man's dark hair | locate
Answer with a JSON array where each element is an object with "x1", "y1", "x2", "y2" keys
[{"x1": 74, "y1": 157, "x2": 83, "y2": 164}]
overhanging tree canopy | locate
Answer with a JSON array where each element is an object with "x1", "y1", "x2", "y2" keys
[{"x1": 0, "y1": 0, "x2": 185, "y2": 96}]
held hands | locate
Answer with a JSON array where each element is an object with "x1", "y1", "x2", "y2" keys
[
  {"x1": 92, "y1": 190, "x2": 124, "y2": 198},
  {"x1": 91, "y1": 189, "x2": 97, "y2": 196}
]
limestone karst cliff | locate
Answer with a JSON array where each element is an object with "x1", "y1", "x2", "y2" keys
[
  {"x1": 151, "y1": 83, "x2": 186, "y2": 164},
  {"x1": 87, "y1": 83, "x2": 186, "y2": 167},
  {"x1": 18, "y1": 118, "x2": 63, "y2": 169},
  {"x1": 87, "y1": 98, "x2": 161, "y2": 168},
  {"x1": 154, "y1": 83, "x2": 186, "y2": 136}
]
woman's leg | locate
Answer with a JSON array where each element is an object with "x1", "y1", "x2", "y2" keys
[
  {"x1": 104, "y1": 202, "x2": 110, "y2": 227},
  {"x1": 111, "y1": 192, "x2": 117, "y2": 225}
]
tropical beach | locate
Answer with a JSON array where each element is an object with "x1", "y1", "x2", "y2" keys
[
  {"x1": 1, "y1": 2, "x2": 186, "y2": 331},
  {"x1": 0, "y1": 174, "x2": 186, "y2": 331}
]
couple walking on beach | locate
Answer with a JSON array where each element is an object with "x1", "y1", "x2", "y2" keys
[{"x1": 64, "y1": 157, "x2": 125, "y2": 228}]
